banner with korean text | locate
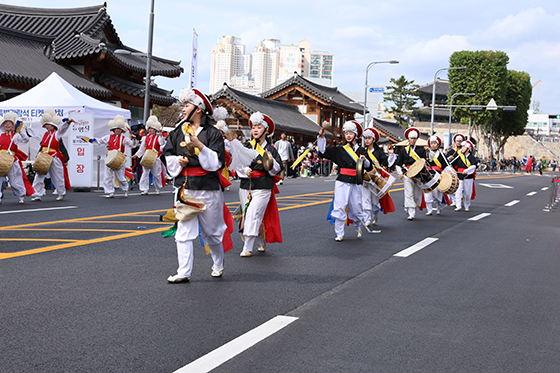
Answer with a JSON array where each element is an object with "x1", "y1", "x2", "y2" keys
[
  {"x1": 190, "y1": 29, "x2": 198, "y2": 89},
  {"x1": 68, "y1": 112, "x2": 94, "y2": 188}
]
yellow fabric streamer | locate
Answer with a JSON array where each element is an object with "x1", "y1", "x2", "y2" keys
[
  {"x1": 291, "y1": 147, "x2": 311, "y2": 169},
  {"x1": 182, "y1": 124, "x2": 200, "y2": 156}
]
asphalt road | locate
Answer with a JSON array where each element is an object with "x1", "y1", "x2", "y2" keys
[{"x1": 1, "y1": 171, "x2": 559, "y2": 372}]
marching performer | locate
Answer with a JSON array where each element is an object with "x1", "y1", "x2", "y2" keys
[
  {"x1": 0, "y1": 112, "x2": 34, "y2": 204},
  {"x1": 445, "y1": 133, "x2": 465, "y2": 206},
  {"x1": 395, "y1": 127, "x2": 426, "y2": 220},
  {"x1": 133, "y1": 115, "x2": 166, "y2": 195},
  {"x1": 451, "y1": 140, "x2": 478, "y2": 212},
  {"x1": 425, "y1": 135, "x2": 447, "y2": 215},
  {"x1": 28, "y1": 109, "x2": 72, "y2": 202},
  {"x1": 82, "y1": 115, "x2": 138, "y2": 198},
  {"x1": 361, "y1": 127, "x2": 390, "y2": 226},
  {"x1": 318, "y1": 121, "x2": 371, "y2": 241},
  {"x1": 237, "y1": 112, "x2": 283, "y2": 257},
  {"x1": 163, "y1": 88, "x2": 230, "y2": 282}
]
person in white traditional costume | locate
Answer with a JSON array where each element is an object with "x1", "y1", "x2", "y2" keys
[
  {"x1": 133, "y1": 115, "x2": 166, "y2": 195},
  {"x1": 451, "y1": 140, "x2": 478, "y2": 212}
]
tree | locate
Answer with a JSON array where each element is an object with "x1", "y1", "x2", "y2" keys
[
  {"x1": 448, "y1": 50, "x2": 510, "y2": 157},
  {"x1": 152, "y1": 103, "x2": 183, "y2": 128},
  {"x1": 383, "y1": 75, "x2": 420, "y2": 128}
]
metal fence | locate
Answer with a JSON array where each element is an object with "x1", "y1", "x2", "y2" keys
[{"x1": 543, "y1": 175, "x2": 560, "y2": 212}]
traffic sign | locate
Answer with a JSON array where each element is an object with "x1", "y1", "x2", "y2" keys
[{"x1": 368, "y1": 87, "x2": 384, "y2": 93}]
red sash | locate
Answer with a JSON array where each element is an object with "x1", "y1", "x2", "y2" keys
[
  {"x1": 181, "y1": 166, "x2": 231, "y2": 189},
  {"x1": 340, "y1": 168, "x2": 356, "y2": 176},
  {"x1": 108, "y1": 134, "x2": 125, "y2": 152}
]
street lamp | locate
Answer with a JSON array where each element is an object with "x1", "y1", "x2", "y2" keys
[
  {"x1": 430, "y1": 66, "x2": 467, "y2": 136},
  {"x1": 448, "y1": 92, "x2": 475, "y2": 139},
  {"x1": 114, "y1": 0, "x2": 155, "y2": 127},
  {"x1": 363, "y1": 60, "x2": 399, "y2": 145}
]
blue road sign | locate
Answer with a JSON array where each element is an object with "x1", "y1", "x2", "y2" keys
[{"x1": 369, "y1": 87, "x2": 384, "y2": 93}]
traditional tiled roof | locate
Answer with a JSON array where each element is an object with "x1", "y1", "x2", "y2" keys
[
  {"x1": 212, "y1": 84, "x2": 330, "y2": 136},
  {"x1": 261, "y1": 73, "x2": 364, "y2": 113},
  {"x1": 371, "y1": 118, "x2": 405, "y2": 142},
  {"x1": 0, "y1": 3, "x2": 182, "y2": 77},
  {"x1": 0, "y1": 27, "x2": 112, "y2": 97},
  {"x1": 418, "y1": 78, "x2": 449, "y2": 96},
  {"x1": 98, "y1": 73, "x2": 175, "y2": 105}
]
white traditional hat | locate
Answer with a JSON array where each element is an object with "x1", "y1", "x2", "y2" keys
[
  {"x1": 429, "y1": 135, "x2": 442, "y2": 147},
  {"x1": 1, "y1": 111, "x2": 19, "y2": 132},
  {"x1": 145, "y1": 115, "x2": 162, "y2": 132},
  {"x1": 404, "y1": 127, "x2": 420, "y2": 140},
  {"x1": 40, "y1": 109, "x2": 62, "y2": 128},
  {"x1": 342, "y1": 120, "x2": 363, "y2": 137},
  {"x1": 249, "y1": 112, "x2": 275, "y2": 134},
  {"x1": 109, "y1": 115, "x2": 127, "y2": 131},
  {"x1": 453, "y1": 133, "x2": 465, "y2": 143},
  {"x1": 215, "y1": 120, "x2": 228, "y2": 134},
  {"x1": 461, "y1": 140, "x2": 474, "y2": 151},
  {"x1": 213, "y1": 106, "x2": 229, "y2": 133},
  {"x1": 363, "y1": 127, "x2": 380, "y2": 142},
  {"x1": 178, "y1": 88, "x2": 213, "y2": 116}
]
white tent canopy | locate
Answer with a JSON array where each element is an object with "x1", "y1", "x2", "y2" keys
[
  {"x1": 0, "y1": 72, "x2": 130, "y2": 120},
  {"x1": 0, "y1": 72, "x2": 133, "y2": 189}
]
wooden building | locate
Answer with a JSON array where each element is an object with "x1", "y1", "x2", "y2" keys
[
  {"x1": 260, "y1": 73, "x2": 364, "y2": 142},
  {"x1": 0, "y1": 3, "x2": 182, "y2": 120},
  {"x1": 212, "y1": 84, "x2": 332, "y2": 146}
]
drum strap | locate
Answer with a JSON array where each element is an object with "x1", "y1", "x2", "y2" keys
[
  {"x1": 343, "y1": 144, "x2": 359, "y2": 162},
  {"x1": 405, "y1": 146, "x2": 420, "y2": 161}
]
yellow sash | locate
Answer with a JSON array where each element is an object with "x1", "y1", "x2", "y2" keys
[
  {"x1": 367, "y1": 149, "x2": 381, "y2": 168},
  {"x1": 343, "y1": 144, "x2": 359, "y2": 162},
  {"x1": 181, "y1": 124, "x2": 200, "y2": 156},
  {"x1": 405, "y1": 146, "x2": 420, "y2": 161},
  {"x1": 433, "y1": 151, "x2": 443, "y2": 169},
  {"x1": 250, "y1": 139, "x2": 265, "y2": 157},
  {"x1": 458, "y1": 149, "x2": 471, "y2": 167}
]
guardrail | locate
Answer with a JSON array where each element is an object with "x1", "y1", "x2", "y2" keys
[{"x1": 543, "y1": 175, "x2": 560, "y2": 212}]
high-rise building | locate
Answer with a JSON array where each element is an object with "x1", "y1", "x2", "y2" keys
[
  {"x1": 209, "y1": 36, "x2": 250, "y2": 94},
  {"x1": 210, "y1": 37, "x2": 333, "y2": 94}
]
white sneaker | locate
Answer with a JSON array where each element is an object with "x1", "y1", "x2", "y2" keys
[
  {"x1": 156, "y1": 190, "x2": 161, "y2": 195},
  {"x1": 436, "y1": 209, "x2": 441, "y2": 215},
  {"x1": 211, "y1": 269, "x2": 224, "y2": 277},
  {"x1": 257, "y1": 242, "x2": 266, "y2": 252},
  {"x1": 141, "y1": 191, "x2": 148, "y2": 196},
  {"x1": 31, "y1": 197, "x2": 41, "y2": 202},
  {"x1": 106, "y1": 194, "x2": 114, "y2": 199},
  {"x1": 19, "y1": 197, "x2": 25, "y2": 204},
  {"x1": 335, "y1": 236, "x2": 343, "y2": 242},
  {"x1": 464, "y1": 208, "x2": 470, "y2": 212},
  {"x1": 56, "y1": 195, "x2": 65, "y2": 201},
  {"x1": 124, "y1": 191, "x2": 129, "y2": 198},
  {"x1": 454, "y1": 208, "x2": 461, "y2": 212},
  {"x1": 240, "y1": 251, "x2": 252, "y2": 257},
  {"x1": 167, "y1": 274, "x2": 190, "y2": 283},
  {"x1": 407, "y1": 216, "x2": 414, "y2": 221},
  {"x1": 372, "y1": 216, "x2": 378, "y2": 225},
  {"x1": 356, "y1": 230, "x2": 362, "y2": 238},
  {"x1": 426, "y1": 211, "x2": 432, "y2": 216}
]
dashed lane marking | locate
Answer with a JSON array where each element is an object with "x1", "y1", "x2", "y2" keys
[
  {"x1": 174, "y1": 315, "x2": 298, "y2": 373},
  {"x1": 541, "y1": 187, "x2": 549, "y2": 191},
  {"x1": 468, "y1": 213, "x2": 491, "y2": 221},
  {"x1": 505, "y1": 200, "x2": 520, "y2": 207},
  {"x1": 527, "y1": 191, "x2": 537, "y2": 196},
  {"x1": 394, "y1": 237, "x2": 439, "y2": 258}
]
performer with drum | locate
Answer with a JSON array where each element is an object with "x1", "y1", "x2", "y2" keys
[
  {"x1": 425, "y1": 135, "x2": 448, "y2": 215},
  {"x1": 28, "y1": 109, "x2": 72, "y2": 202},
  {"x1": 318, "y1": 121, "x2": 371, "y2": 241},
  {"x1": 445, "y1": 134, "x2": 465, "y2": 207},
  {"x1": 236, "y1": 112, "x2": 283, "y2": 257},
  {"x1": 395, "y1": 127, "x2": 427, "y2": 220},
  {"x1": 133, "y1": 115, "x2": 166, "y2": 196},
  {"x1": 163, "y1": 88, "x2": 229, "y2": 282},
  {"x1": 0, "y1": 112, "x2": 34, "y2": 204},
  {"x1": 450, "y1": 140, "x2": 478, "y2": 212},
  {"x1": 361, "y1": 127, "x2": 389, "y2": 226},
  {"x1": 82, "y1": 115, "x2": 138, "y2": 198}
]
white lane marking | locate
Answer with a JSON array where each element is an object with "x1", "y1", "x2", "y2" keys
[
  {"x1": 479, "y1": 183, "x2": 513, "y2": 189},
  {"x1": 174, "y1": 315, "x2": 298, "y2": 373},
  {"x1": 505, "y1": 200, "x2": 520, "y2": 207},
  {"x1": 541, "y1": 187, "x2": 549, "y2": 191},
  {"x1": 394, "y1": 237, "x2": 438, "y2": 258},
  {"x1": 527, "y1": 191, "x2": 537, "y2": 196},
  {"x1": 0, "y1": 206, "x2": 78, "y2": 215},
  {"x1": 468, "y1": 213, "x2": 491, "y2": 221}
]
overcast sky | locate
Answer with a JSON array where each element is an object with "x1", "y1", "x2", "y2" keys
[{"x1": 9, "y1": 0, "x2": 560, "y2": 113}]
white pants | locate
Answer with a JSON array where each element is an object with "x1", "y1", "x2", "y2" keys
[
  {"x1": 174, "y1": 189, "x2": 226, "y2": 277},
  {"x1": 239, "y1": 188, "x2": 271, "y2": 252},
  {"x1": 403, "y1": 176, "x2": 423, "y2": 218},
  {"x1": 424, "y1": 189, "x2": 443, "y2": 213},
  {"x1": 362, "y1": 184, "x2": 380, "y2": 223},
  {"x1": 455, "y1": 178, "x2": 474, "y2": 209},
  {"x1": 139, "y1": 159, "x2": 163, "y2": 192},
  {"x1": 103, "y1": 164, "x2": 128, "y2": 194},
  {"x1": 0, "y1": 161, "x2": 27, "y2": 199},
  {"x1": 332, "y1": 181, "x2": 363, "y2": 237},
  {"x1": 32, "y1": 157, "x2": 66, "y2": 198}
]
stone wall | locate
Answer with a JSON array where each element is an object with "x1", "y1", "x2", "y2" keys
[{"x1": 503, "y1": 135, "x2": 560, "y2": 160}]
